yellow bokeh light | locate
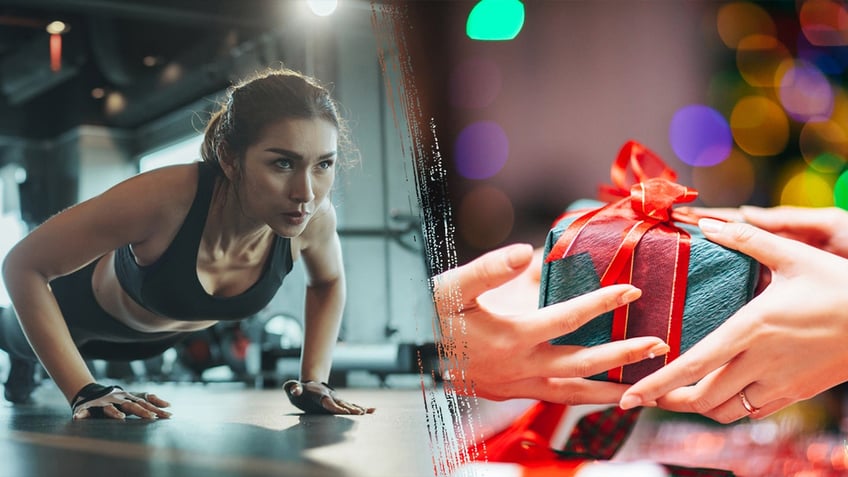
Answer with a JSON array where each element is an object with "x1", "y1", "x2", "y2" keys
[
  {"x1": 777, "y1": 162, "x2": 835, "y2": 207},
  {"x1": 716, "y1": 2, "x2": 776, "y2": 49},
  {"x1": 691, "y1": 148, "x2": 756, "y2": 207},
  {"x1": 829, "y1": 88, "x2": 848, "y2": 133},
  {"x1": 730, "y1": 96, "x2": 789, "y2": 156},
  {"x1": 799, "y1": 120, "x2": 847, "y2": 172},
  {"x1": 736, "y1": 34, "x2": 791, "y2": 87},
  {"x1": 457, "y1": 185, "x2": 515, "y2": 250}
]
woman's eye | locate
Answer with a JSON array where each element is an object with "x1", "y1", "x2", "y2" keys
[
  {"x1": 275, "y1": 159, "x2": 293, "y2": 169},
  {"x1": 318, "y1": 160, "x2": 335, "y2": 170}
]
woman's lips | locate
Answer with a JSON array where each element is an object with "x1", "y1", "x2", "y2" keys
[{"x1": 282, "y1": 211, "x2": 308, "y2": 225}]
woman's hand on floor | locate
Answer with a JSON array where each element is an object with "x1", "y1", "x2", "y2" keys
[
  {"x1": 71, "y1": 383, "x2": 171, "y2": 420},
  {"x1": 284, "y1": 380, "x2": 375, "y2": 415}
]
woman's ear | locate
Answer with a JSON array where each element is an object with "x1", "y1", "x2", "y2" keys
[{"x1": 217, "y1": 144, "x2": 241, "y2": 182}]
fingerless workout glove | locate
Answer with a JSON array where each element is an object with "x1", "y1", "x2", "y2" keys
[
  {"x1": 71, "y1": 383, "x2": 142, "y2": 418},
  {"x1": 283, "y1": 380, "x2": 335, "y2": 414}
]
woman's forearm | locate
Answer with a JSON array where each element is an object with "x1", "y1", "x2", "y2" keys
[
  {"x1": 3, "y1": 265, "x2": 95, "y2": 403},
  {"x1": 300, "y1": 278, "x2": 345, "y2": 383}
]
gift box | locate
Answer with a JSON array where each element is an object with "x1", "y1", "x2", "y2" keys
[{"x1": 539, "y1": 141, "x2": 759, "y2": 384}]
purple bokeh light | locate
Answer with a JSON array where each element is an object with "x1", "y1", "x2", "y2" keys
[
  {"x1": 669, "y1": 105, "x2": 733, "y2": 167},
  {"x1": 454, "y1": 120, "x2": 509, "y2": 180},
  {"x1": 779, "y1": 61, "x2": 834, "y2": 122}
]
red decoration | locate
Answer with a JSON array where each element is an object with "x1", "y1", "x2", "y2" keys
[{"x1": 468, "y1": 401, "x2": 569, "y2": 464}]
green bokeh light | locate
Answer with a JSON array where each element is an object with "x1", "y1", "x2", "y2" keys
[
  {"x1": 466, "y1": 0, "x2": 525, "y2": 41},
  {"x1": 809, "y1": 152, "x2": 846, "y2": 174},
  {"x1": 834, "y1": 170, "x2": 848, "y2": 210}
]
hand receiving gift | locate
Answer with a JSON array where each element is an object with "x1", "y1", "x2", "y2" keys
[{"x1": 621, "y1": 208, "x2": 848, "y2": 423}]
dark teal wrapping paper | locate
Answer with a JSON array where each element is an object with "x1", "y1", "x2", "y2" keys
[{"x1": 539, "y1": 200, "x2": 760, "y2": 383}]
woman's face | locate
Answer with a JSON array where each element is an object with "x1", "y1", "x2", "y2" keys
[{"x1": 236, "y1": 117, "x2": 338, "y2": 238}]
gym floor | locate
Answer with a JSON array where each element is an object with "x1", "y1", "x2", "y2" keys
[{"x1": 0, "y1": 382, "x2": 434, "y2": 477}]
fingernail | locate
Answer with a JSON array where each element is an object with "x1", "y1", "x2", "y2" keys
[
  {"x1": 698, "y1": 218, "x2": 724, "y2": 234},
  {"x1": 620, "y1": 394, "x2": 642, "y2": 410},
  {"x1": 619, "y1": 287, "x2": 642, "y2": 305},
  {"x1": 646, "y1": 343, "x2": 670, "y2": 360}
]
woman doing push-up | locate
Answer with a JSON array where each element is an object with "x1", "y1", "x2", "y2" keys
[{"x1": 0, "y1": 67, "x2": 374, "y2": 419}]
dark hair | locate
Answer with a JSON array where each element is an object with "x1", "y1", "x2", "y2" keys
[{"x1": 200, "y1": 67, "x2": 354, "y2": 173}]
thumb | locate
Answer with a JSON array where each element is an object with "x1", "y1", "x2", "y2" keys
[
  {"x1": 698, "y1": 218, "x2": 797, "y2": 269},
  {"x1": 433, "y1": 243, "x2": 534, "y2": 309}
]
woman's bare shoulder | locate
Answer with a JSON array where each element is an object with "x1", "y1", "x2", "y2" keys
[
  {"x1": 110, "y1": 163, "x2": 204, "y2": 246},
  {"x1": 117, "y1": 163, "x2": 201, "y2": 208},
  {"x1": 4, "y1": 163, "x2": 205, "y2": 279}
]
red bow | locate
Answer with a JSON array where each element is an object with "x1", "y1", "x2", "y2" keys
[{"x1": 545, "y1": 140, "x2": 697, "y2": 382}]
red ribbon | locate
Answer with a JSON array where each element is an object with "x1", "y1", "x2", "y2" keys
[{"x1": 545, "y1": 141, "x2": 697, "y2": 383}]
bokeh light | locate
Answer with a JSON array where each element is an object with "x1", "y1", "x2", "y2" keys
[
  {"x1": 797, "y1": 31, "x2": 848, "y2": 75},
  {"x1": 777, "y1": 162, "x2": 835, "y2": 207},
  {"x1": 716, "y1": 2, "x2": 776, "y2": 49},
  {"x1": 450, "y1": 57, "x2": 503, "y2": 109},
  {"x1": 706, "y1": 69, "x2": 758, "y2": 117},
  {"x1": 691, "y1": 148, "x2": 756, "y2": 206},
  {"x1": 777, "y1": 59, "x2": 835, "y2": 122},
  {"x1": 834, "y1": 170, "x2": 848, "y2": 209},
  {"x1": 466, "y1": 0, "x2": 525, "y2": 41},
  {"x1": 736, "y1": 34, "x2": 791, "y2": 87},
  {"x1": 454, "y1": 120, "x2": 509, "y2": 180},
  {"x1": 730, "y1": 96, "x2": 789, "y2": 156},
  {"x1": 669, "y1": 104, "x2": 733, "y2": 167},
  {"x1": 104, "y1": 91, "x2": 127, "y2": 116},
  {"x1": 830, "y1": 89, "x2": 848, "y2": 130},
  {"x1": 457, "y1": 185, "x2": 515, "y2": 249},
  {"x1": 799, "y1": 120, "x2": 847, "y2": 173},
  {"x1": 799, "y1": 0, "x2": 848, "y2": 47}
]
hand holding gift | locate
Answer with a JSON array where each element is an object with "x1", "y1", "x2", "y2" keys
[
  {"x1": 687, "y1": 204, "x2": 848, "y2": 259},
  {"x1": 621, "y1": 208, "x2": 848, "y2": 423},
  {"x1": 433, "y1": 243, "x2": 670, "y2": 404}
]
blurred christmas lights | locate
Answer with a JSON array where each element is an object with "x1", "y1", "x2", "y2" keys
[{"x1": 466, "y1": 0, "x2": 525, "y2": 41}]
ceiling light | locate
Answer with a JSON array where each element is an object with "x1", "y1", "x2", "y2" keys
[
  {"x1": 306, "y1": 0, "x2": 338, "y2": 16},
  {"x1": 45, "y1": 20, "x2": 69, "y2": 35},
  {"x1": 104, "y1": 91, "x2": 127, "y2": 115}
]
